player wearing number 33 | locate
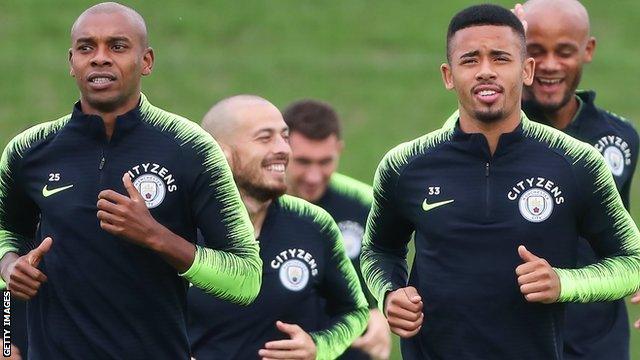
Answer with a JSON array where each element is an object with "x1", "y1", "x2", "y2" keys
[{"x1": 360, "y1": 4, "x2": 640, "y2": 360}]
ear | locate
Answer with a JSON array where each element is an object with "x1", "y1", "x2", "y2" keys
[
  {"x1": 336, "y1": 139, "x2": 344, "y2": 155},
  {"x1": 221, "y1": 144, "x2": 233, "y2": 168},
  {"x1": 583, "y1": 36, "x2": 596, "y2": 64},
  {"x1": 441, "y1": 63, "x2": 455, "y2": 90},
  {"x1": 141, "y1": 48, "x2": 155, "y2": 76},
  {"x1": 68, "y1": 48, "x2": 75, "y2": 77},
  {"x1": 522, "y1": 56, "x2": 535, "y2": 86}
]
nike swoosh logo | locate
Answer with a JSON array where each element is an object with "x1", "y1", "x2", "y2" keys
[
  {"x1": 422, "y1": 199, "x2": 454, "y2": 212},
  {"x1": 42, "y1": 184, "x2": 74, "y2": 197}
]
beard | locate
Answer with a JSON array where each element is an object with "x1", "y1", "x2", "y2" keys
[
  {"x1": 235, "y1": 176, "x2": 286, "y2": 202},
  {"x1": 527, "y1": 70, "x2": 582, "y2": 113},
  {"x1": 231, "y1": 151, "x2": 288, "y2": 202},
  {"x1": 474, "y1": 108, "x2": 505, "y2": 123}
]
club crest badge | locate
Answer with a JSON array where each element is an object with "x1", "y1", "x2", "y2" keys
[
  {"x1": 338, "y1": 221, "x2": 364, "y2": 260},
  {"x1": 594, "y1": 135, "x2": 632, "y2": 177},
  {"x1": 279, "y1": 259, "x2": 310, "y2": 291},
  {"x1": 508, "y1": 177, "x2": 564, "y2": 223},
  {"x1": 518, "y1": 188, "x2": 553, "y2": 223},
  {"x1": 134, "y1": 174, "x2": 166, "y2": 209},
  {"x1": 603, "y1": 146, "x2": 625, "y2": 176}
]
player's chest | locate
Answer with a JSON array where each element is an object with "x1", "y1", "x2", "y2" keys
[
  {"x1": 260, "y1": 240, "x2": 325, "y2": 297},
  {"x1": 398, "y1": 158, "x2": 578, "y2": 233},
  {"x1": 22, "y1": 144, "x2": 185, "y2": 217}
]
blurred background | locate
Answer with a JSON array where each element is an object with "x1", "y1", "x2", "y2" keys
[{"x1": 2, "y1": 0, "x2": 639, "y2": 358}]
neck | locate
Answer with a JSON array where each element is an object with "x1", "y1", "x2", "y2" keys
[
  {"x1": 458, "y1": 108, "x2": 521, "y2": 155},
  {"x1": 541, "y1": 96, "x2": 579, "y2": 131},
  {"x1": 240, "y1": 189, "x2": 273, "y2": 239},
  {"x1": 79, "y1": 93, "x2": 141, "y2": 140}
]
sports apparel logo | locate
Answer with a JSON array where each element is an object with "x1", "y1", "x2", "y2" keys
[
  {"x1": 279, "y1": 259, "x2": 310, "y2": 291},
  {"x1": 422, "y1": 199, "x2": 454, "y2": 212},
  {"x1": 338, "y1": 221, "x2": 364, "y2": 260},
  {"x1": 594, "y1": 135, "x2": 632, "y2": 177},
  {"x1": 508, "y1": 177, "x2": 564, "y2": 223},
  {"x1": 133, "y1": 174, "x2": 166, "y2": 209},
  {"x1": 518, "y1": 189, "x2": 553, "y2": 222},
  {"x1": 42, "y1": 184, "x2": 74, "y2": 197}
]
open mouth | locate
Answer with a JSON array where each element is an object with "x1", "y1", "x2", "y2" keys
[
  {"x1": 265, "y1": 163, "x2": 286, "y2": 173},
  {"x1": 473, "y1": 84, "x2": 503, "y2": 105},
  {"x1": 87, "y1": 73, "x2": 117, "y2": 89},
  {"x1": 535, "y1": 77, "x2": 564, "y2": 93}
]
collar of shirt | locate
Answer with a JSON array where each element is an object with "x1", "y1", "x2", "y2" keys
[
  {"x1": 450, "y1": 114, "x2": 526, "y2": 160},
  {"x1": 67, "y1": 93, "x2": 146, "y2": 142}
]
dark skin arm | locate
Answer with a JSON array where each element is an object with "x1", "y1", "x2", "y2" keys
[
  {"x1": 0, "y1": 237, "x2": 52, "y2": 300},
  {"x1": 97, "y1": 174, "x2": 195, "y2": 273}
]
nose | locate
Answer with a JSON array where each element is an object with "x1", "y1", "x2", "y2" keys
[
  {"x1": 274, "y1": 134, "x2": 291, "y2": 157},
  {"x1": 475, "y1": 58, "x2": 497, "y2": 81},
  {"x1": 91, "y1": 45, "x2": 112, "y2": 67},
  {"x1": 536, "y1": 53, "x2": 561, "y2": 73},
  {"x1": 304, "y1": 166, "x2": 323, "y2": 185}
]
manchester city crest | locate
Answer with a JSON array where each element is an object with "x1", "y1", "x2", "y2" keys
[
  {"x1": 603, "y1": 146, "x2": 625, "y2": 177},
  {"x1": 279, "y1": 259, "x2": 310, "y2": 291},
  {"x1": 133, "y1": 174, "x2": 166, "y2": 209},
  {"x1": 518, "y1": 188, "x2": 553, "y2": 223},
  {"x1": 594, "y1": 135, "x2": 632, "y2": 177},
  {"x1": 338, "y1": 221, "x2": 364, "y2": 260}
]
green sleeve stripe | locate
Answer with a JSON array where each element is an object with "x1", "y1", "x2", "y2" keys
[
  {"x1": 362, "y1": 121, "x2": 455, "y2": 311},
  {"x1": 328, "y1": 173, "x2": 373, "y2": 207},
  {"x1": 138, "y1": 94, "x2": 262, "y2": 304},
  {"x1": 0, "y1": 115, "x2": 70, "y2": 263},
  {"x1": 555, "y1": 145, "x2": 640, "y2": 302},
  {"x1": 311, "y1": 307, "x2": 369, "y2": 360},
  {"x1": 279, "y1": 195, "x2": 368, "y2": 359},
  {"x1": 522, "y1": 113, "x2": 640, "y2": 302},
  {"x1": 180, "y1": 245, "x2": 262, "y2": 305}
]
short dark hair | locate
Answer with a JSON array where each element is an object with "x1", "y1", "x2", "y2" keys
[
  {"x1": 446, "y1": 4, "x2": 526, "y2": 61},
  {"x1": 283, "y1": 99, "x2": 342, "y2": 140}
]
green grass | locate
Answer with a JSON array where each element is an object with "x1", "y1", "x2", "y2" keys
[{"x1": 1, "y1": 1, "x2": 640, "y2": 358}]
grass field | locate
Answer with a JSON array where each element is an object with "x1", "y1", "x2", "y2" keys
[{"x1": 2, "y1": 0, "x2": 640, "y2": 358}]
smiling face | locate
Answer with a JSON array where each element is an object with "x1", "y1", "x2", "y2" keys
[
  {"x1": 226, "y1": 102, "x2": 291, "y2": 202},
  {"x1": 69, "y1": 10, "x2": 153, "y2": 115},
  {"x1": 441, "y1": 25, "x2": 534, "y2": 124},
  {"x1": 523, "y1": 4, "x2": 595, "y2": 113}
]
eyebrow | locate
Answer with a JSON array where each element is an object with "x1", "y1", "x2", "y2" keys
[
  {"x1": 460, "y1": 49, "x2": 512, "y2": 59},
  {"x1": 74, "y1": 36, "x2": 132, "y2": 44}
]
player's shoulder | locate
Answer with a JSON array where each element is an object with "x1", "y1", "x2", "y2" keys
[
  {"x1": 2, "y1": 114, "x2": 71, "y2": 161},
  {"x1": 138, "y1": 94, "x2": 221, "y2": 151},
  {"x1": 379, "y1": 111, "x2": 457, "y2": 175},
  {"x1": 327, "y1": 173, "x2": 373, "y2": 207},
  {"x1": 599, "y1": 109, "x2": 639, "y2": 145},
  {"x1": 522, "y1": 116, "x2": 605, "y2": 171},
  {"x1": 277, "y1": 194, "x2": 337, "y2": 233},
  {"x1": 578, "y1": 90, "x2": 639, "y2": 143}
]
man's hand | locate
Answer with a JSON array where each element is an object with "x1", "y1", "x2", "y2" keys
[
  {"x1": 384, "y1": 286, "x2": 424, "y2": 338},
  {"x1": 511, "y1": 3, "x2": 528, "y2": 32},
  {"x1": 351, "y1": 308, "x2": 391, "y2": 359},
  {"x1": 258, "y1": 321, "x2": 316, "y2": 360},
  {"x1": 516, "y1": 245, "x2": 560, "y2": 303},
  {"x1": 7, "y1": 343, "x2": 22, "y2": 360},
  {"x1": 97, "y1": 174, "x2": 164, "y2": 249},
  {"x1": 1, "y1": 237, "x2": 52, "y2": 300},
  {"x1": 631, "y1": 291, "x2": 640, "y2": 329}
]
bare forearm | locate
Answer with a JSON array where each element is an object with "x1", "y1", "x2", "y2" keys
[{"x1": 148, "y1": 226, "x2": 196, "y2": 273}]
